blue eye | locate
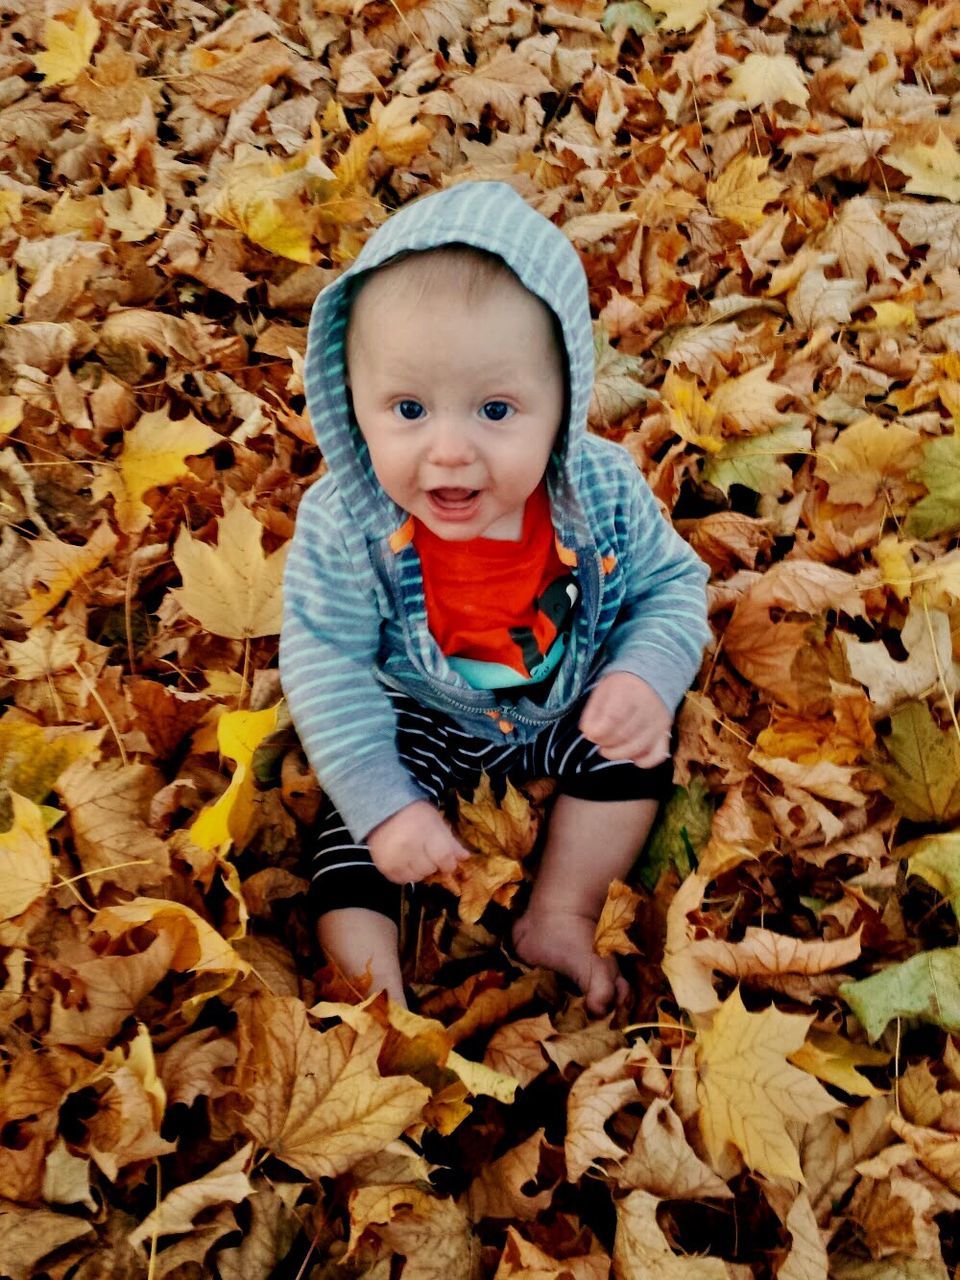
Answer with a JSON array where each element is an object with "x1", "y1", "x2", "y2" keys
[
  {"x1": 481, "y1": 401, "x2": 513, "y2": 422},
  {"x1": 394, "y1": 400, "x2": 424, "y2": 421}
]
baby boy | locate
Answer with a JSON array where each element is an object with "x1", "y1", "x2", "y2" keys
[{"x1": 279, "y1": 181, "x2": 710, "y2": 1014}]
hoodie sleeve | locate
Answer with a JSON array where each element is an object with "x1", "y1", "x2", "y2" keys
[
  {"x1": 599, "y1": 462, "x2": 711, "y2": 715},
  {"x1": 279, "y1": 482, "x2": 429, "y2": 841}
]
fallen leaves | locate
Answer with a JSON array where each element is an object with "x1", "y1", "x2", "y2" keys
[{"x1": 2, "y1": 0, "x2": 960, "y2": 1273}]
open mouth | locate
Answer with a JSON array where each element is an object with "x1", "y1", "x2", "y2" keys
[{"x1": 426, "y1": 488, "x2": 482, "y2": 520}]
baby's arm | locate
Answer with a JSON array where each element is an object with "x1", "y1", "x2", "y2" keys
[
  {"x1": 578, "y1": 671, "x2": 671, "y2": 767},
  {"x1": 599, "y1": 460, "x2": 711, "y2": 719},
  {"x1": 279, "y1": 482, "x2": 428, "y2": 842},
  {"x1": 367, "y1": 801, "x2": 470, "y2": 883}
]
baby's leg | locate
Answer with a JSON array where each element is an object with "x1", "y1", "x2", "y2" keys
[
  {"x1": 512, "y1": 794, "x2": 658, "y2": 1015},
  {"x1": 309, "y1": 794, "x2": 409, "y2": 1007},
  {"x1": 318, "y1": 908, "x2": 407, "y2": 1008}
]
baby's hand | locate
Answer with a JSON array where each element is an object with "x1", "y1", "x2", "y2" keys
[
  {"x1": 367, "y1": 801, "x2": 472, "y2": 884},
  {"x1": 578, "y1": 672, "x2": 673, "y2": 768}
]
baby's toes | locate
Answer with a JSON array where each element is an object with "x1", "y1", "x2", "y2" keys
[{"x1": 584, "y1": 956, "x2": 618, "y2": 1016}]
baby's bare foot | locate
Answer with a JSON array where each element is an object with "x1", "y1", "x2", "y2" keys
[{"x1": 512, "y1": 906, "x2": 629, "y2": 1015}]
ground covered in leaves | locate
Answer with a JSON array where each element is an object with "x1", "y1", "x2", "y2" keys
[{"x1": 1, "y1": 0, "x2": 960, "y2": 1276}]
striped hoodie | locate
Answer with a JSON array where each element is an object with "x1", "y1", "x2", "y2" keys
[{"x1": 279, "y1": 181, "x2": 710, "y2": 841}]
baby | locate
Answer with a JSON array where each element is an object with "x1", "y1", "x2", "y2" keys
[{"x1": 279, "y1": 181, "x2": 710, "y2": 1014}]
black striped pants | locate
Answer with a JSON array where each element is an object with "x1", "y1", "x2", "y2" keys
[{"x1": 307, "y1": 688, "x2": 672, "y2": 923}]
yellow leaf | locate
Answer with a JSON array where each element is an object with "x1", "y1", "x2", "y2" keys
[
  {"x1": 0, "y1": 396, "x2": 23, "y2": 439},
  {"x1": 663, "y1": 371, "x2": 722, "y2": 451},
  {"x1": 594, "y1": 879, "x2": 642, "y2": 957},
  {"x1": 0, "y1": 793, "x2": 53, "y2": 921},
  {"x1": 456, "y1": 773, "x2": 539, "y2": 860},
  {"x1": 208, "y1": 154, "x2": 316, "y2": 263},
  {"x1": 101, "y1": 186, "x2": 167, "y2": 243},
  {"x1": 35, "y1": 3, "x2": 100, "y2": 86},
  {"x1": 128, "y1": 1141, "x2": 254, "y2": 1249},
  {"x1": 172, "y1": 497, "x2": 288, "y2": 639},
  {"x1": 0, "y1": 270, "x2": 21, "y2": 324},
  {"x1": 190, "y1": 702, "x2": 281, "y2": 852},
  {"x1": 873, "y1": 535, "x2": 915, "y2": 600},
  {"x1": 814, "y1": 414, "x2": 924, "y2": 507},
  {"x1": 707, "y1": 153, "x2": 784, "y2": 228},
  {"x1": 93, "y1": 897, "x2": 251, "y2": 979},
  {"x1": 708, "y1": 359, "x2": 790, "y2": 432},
  {"x1": 788, "y1": 1031, "x2": 890, "y2": 1097},
  {"x1": 15, "y1": 522, "x2": 118, "y2": 627},
  {"x1": 891, "y1": 130, "x2": 960, "y2": 202},
  {"x1": 726, "y1": 52, "x2": 809, "y2": 110},
  {"x1": 696, "y1": 987, "x2": 838, "y2": 1181},
  {"x1": 0, "y1": 716, "x2": 96, "y2": 817},
  {"x1": 371, "y1": 96, "x2": 433, "y2": 166},
  {"x1": 232, "y1": 994, "x2": 430, "y2": 1180},
  {"x1": 645, "y1": 0, "x2": 717, "y2": 33},
  {"x1": 864, "y1": 300, "x2": 917, "y2": 329},
  {"x1": 90, "y1": 406, "x2": 220, "y2": 534}
]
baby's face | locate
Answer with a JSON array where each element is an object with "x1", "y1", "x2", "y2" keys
[{"x1": 346, "y1": 271, "x2": 565, "y2": 541}]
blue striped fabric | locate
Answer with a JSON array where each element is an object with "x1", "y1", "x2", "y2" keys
[{"x1": 279, "y1": 180, "x2": 711, "y2": 841}]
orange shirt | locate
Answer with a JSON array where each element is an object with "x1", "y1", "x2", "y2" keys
[{"x1": 413, "y1": 483, "x2": 578, "y2": 688}]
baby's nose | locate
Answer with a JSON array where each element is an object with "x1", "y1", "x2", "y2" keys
[{"x1": 426, "y1": 420, "x2": 476, "y2": 466}]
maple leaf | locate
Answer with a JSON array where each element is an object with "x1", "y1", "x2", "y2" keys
[
  {"x1": 593, "y1": 879, "x2": 641, "y2": 957},
  {"x1": 787, "y1": 1031, "x2": 890, "y2": 1098},
  {"x1": 618, "y1": 1098, "x2": 732, "y2": 1198},
  {"x1": 644, "y1": 0, "x2": 718, "y2": 33},
  {"x1": 901, "y1": 832, "x2": 960, "y2": 924},
  {"x1": 483, "y1": 1013, "x2": 554, "y2": 1088},
  {"x1": 34, "y1": 4, "x2": 100, "y2": 87},
  {"x1": 0, "y1": 1206, "x2": 93, "y2": 1280},
  {"x1": 879, "y1": 702, "x2": 960, "y2": 823},
  {"x1": 696, "y1": 987, "x2": 838, "y2": 1181},
  {"x1": 642, "y1": 778, "x2": 713, "y2": 888},
  {"x1": 842, "y1": 605, "x2": 959, "y2": 717},
  {"x1": 814, "y1": 415, "x2": 923, "y2": 508},
  {"x1": 0, "y1": 793, "x2": 52, "y2": 921},
  {"x1": 463, "y1": 1128, "x2": 557, "y2": 1221},
  {"x1": 207, "y1": 152, "x2": 317, "y2": 263},
  {"x1": 14, "y1": 522, "x2": 117, "y2": 627},
  {"x1": 589, "y1": 327, "x2": 657, "y2": 428},
  {"x1": 841, "y1": 947, "x2": 960, "y2": 1040},
  {"x1": 346, "y1": 1182, "x2": 480, "y2": 1277},
  {"x1": 57, "y1": 757, "x2": 169, "y2": 892},
  {"x1": 215, "y1": 1182, "x2": 301, "y2": 1280},
  {"x1": 613, "y1": 1189, "x2": 729, "y2": 1278},
  {"x1": 231, "y1": 994, "x2": 430, "y2": 1180},
  {"x1": 725, "y1": 53, "x2": 809, "y2": 111},
  {"x1": 450, "y1": 47, "x2": 554, "y2": 129},
  {"x1": 565, "y1": 1045, "x2": 642, "y2": 1181},
  {"x1": 889, "y1": 130, "x2": 960, "y2": 202},
  {"x1": 128, "y1": 1142, "x2": 253, "y2": 1249},
  {"x1": 495, "y1": 1224, "x2": 610, "y2": 1278},
  {"x1": 90, "y1": 405, "x2": 220, "y2": 535},
  {"x1": 190, "y1": 702, "x2": 282, "y2": 852},
  {"x1": 701, "y1": 420, "x2": 811, "y2": 496},
  {"x1": 172, "y1": 498, "x2": 287, "y2": 640},
  {"x1": 905, "y1": 433, "x2": 960, "y2": 538},
  {"x1": 707, "y1": 153, "x2": 784, "y2": 229}
]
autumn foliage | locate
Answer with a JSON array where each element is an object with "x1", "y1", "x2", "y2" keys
[{"x1": 1, "y1": 0, "x2": 960, "y2": 1275}]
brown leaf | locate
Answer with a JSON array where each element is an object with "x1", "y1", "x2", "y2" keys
[{"x1": 231, "y1": 994, "x2": 430, "y2": 1180}]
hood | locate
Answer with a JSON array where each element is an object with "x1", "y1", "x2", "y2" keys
[{"x1": 303, "y1": 180, "x2": 594, "y2": 540}]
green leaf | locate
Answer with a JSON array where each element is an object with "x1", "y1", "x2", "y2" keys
[
  {"x1": 602, "y1": 1, "x2": 658, "y2": 35},
  {"x1": 840, "y1": 946, "x2": 960, "y2": 1040},
  {"x1": 900, "y1": 831, "x2": 960, "y2": 923},
  {"x1": 905, "y1": 433, "x2": 960, "y2": 538},
  {"x1": 879, "y1": 701, "x2": 960, "y2": 823},
  {"x1": 641, "y1": 778, "x2": 714, "y2": 888},
  {"x1": 701, "y1": 419, "x2": 811, "y2": 496}
]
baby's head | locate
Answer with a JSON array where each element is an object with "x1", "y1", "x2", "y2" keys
[{"x1": 344, "y1": 245, "x2": 567, "y2": 541}]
